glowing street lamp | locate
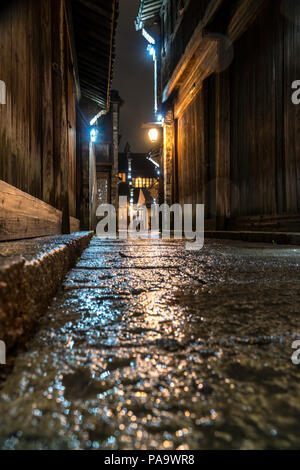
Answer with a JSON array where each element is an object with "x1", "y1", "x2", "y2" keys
[
  {"x1": 90, "y1": 127, "x2": 99, "y2": 143},
  {"x1": 148, "y1": 128, "x2": 159, "y2": 143}
]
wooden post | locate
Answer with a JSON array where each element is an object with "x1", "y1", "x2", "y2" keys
[
  {"x1": 215, "y1": 69, "x2": 230, "y2": 229},
  {"x1": 51, "y1": 0, "x2": 70, "y2": 233}
]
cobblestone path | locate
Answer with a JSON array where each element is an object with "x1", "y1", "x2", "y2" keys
[{"x1": 1, "y1": 238, "x2": 300, "y2": 450}]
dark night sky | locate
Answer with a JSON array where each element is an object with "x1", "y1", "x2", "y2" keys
[{"x1": 113, "y1": 0, "x2": 155, "y2": 153}]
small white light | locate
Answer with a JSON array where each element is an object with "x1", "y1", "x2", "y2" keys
[
  {"x1": 157, "y1": 114, "x2": 164, "y2": 123},
  {"x1": 90, "y1": 127, "x2": 98, "y2": 143}
]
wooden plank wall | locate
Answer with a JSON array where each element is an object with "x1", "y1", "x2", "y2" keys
[
  {"x1": 230, "y1": 0, "x2": 300, "y2": 219},
  {"x1": 174, "y1": 0, "x2": 300, "y2": 230},
  {"x1": 41, "y1": 0, "x2": 55, "y2": 206},
  {"x1": 283, "y1": 0, "x2": 300, "y2": 214},
  {"x1": 0, "y1": 0, "x2": 79, "y2": 238},
  {"x1": 67, "y1": 66, "x2": 77, "y2": 218},
  {"x1": 177, "y1": 92, "x2": 201, "y2": 207},
  {"x1": 176, "y1": 76, "x2": 216, "y2": 219},
  {"x1": 0, "y1": 1, "x2": 43, "y2": 199}
]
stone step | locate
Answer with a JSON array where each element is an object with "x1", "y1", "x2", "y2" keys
[{"x1": 0, "y1": 232, "x2": 93, "y2": 352}]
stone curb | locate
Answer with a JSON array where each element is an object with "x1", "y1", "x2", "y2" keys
[{"x1": 0, "y1": 232, "x2": 93, "y2": 351}]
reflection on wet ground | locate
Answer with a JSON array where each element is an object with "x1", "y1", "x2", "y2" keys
[{"x1": 0, "y1": 238, "x2": 300, "y2": 449}]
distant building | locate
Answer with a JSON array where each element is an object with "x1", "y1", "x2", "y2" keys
[
  {"x1": 119, "y1": 152, "x2": 159, "y2": 207},
  {"x1": 92, "y1": 90, "x2": 123, "y2": 228}
]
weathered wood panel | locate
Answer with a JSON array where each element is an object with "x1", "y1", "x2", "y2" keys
[
  {"x1": 52, "y1": 0, "x2": 70, "y2": 234},
  {"x1": 0, "y1": 0, "x2": 79, "y2": 237},
  {"x1": 283, "y1": 0, "x2": 300, "y2": 214},
  {"x1": 215, "y1": 69, "x2": 230, "y2": 229},
  {"x1": 0, "y1": 180, "x2": 80, "y2": 241},
  {"x1": 226, "y1": 0, "x2": 300, "y2": 223},
  {"x1": 230, "y1": 0, "x2": 284, "y2": 217},
  {"x1": 67, "y1": 59, "x2": 77, "y2": 218},
  {"x1": 0, "y1": 0, "x2": 46, "y2": 199},
  {"x1": 176, "y1": 75, "x2": 217, "y2": 218},
  {"x1": 177, "y1": 90, "x2": 207, "y2": 208},
  {"x1": 204, "y1": 75, "x2": 216, "y2": 219},
  {"x1": 41, "y1": 0, "x2": 54, "y2": 206},
  {"x1": 164, "y1": 0, "x2": 300, "y2": 230},
  {"x1": 0, "y1": 6, "x2": 12, "y2": 186}
]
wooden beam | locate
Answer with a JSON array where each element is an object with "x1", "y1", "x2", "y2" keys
[
  {"x1": 227, "y1": 0, "x2": 266, "y2": 42},
  {"x1": 174, "y1": 39, "x2": 218, "y2": 118},
  {"x1": 0, "y1": 180, "x2": 80, "y2": 241}
]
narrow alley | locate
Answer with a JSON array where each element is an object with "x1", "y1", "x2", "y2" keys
[
  {"x1": 1, "y1": 236, "x2": 300, "y2": 450},
  {"x1": 1, "y1": 0, "x2": 300, "y2": 455}
]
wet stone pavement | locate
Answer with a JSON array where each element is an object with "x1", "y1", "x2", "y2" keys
[{"x1": 1, "y1": 237, "x2": 300, "y2": 450}]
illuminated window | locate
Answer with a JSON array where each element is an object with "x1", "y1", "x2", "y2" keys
[
  {"x1": 133, "y1": 178, "x2": 155, "y2": 189},
  {"x1": 118, "y1": 173, "x2": 126, "y2": 182}
]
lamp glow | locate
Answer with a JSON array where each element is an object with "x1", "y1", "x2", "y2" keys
[
  {"x1": 148, "y1": 128, "x2": 159, "y2": 143},
  {"x1": 90, "y1": 127, "x2": 98, "y2": 143},
  {"x1": 148, "y1": 46, "x2": 155, "y2": 57}
]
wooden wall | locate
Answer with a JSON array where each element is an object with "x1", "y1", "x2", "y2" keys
[
  {"x1": 173, "y1": 0, "x2": 300, "y2": 230},
  {"x1": 176, "y1": 75, "x2": 216, "y2": 219},
  {"x1": 229, "y1": 0, "x2": 300, "y2": 218},
  {"x1": 177, "y1": 91, "x2": 205, "y2": 207},
  {"x1": 0, "y1": 0, "x2": 79, "y2": 238},
  {"x1": 0, "y1": 0, "x2": 45, "y2": 199}
]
